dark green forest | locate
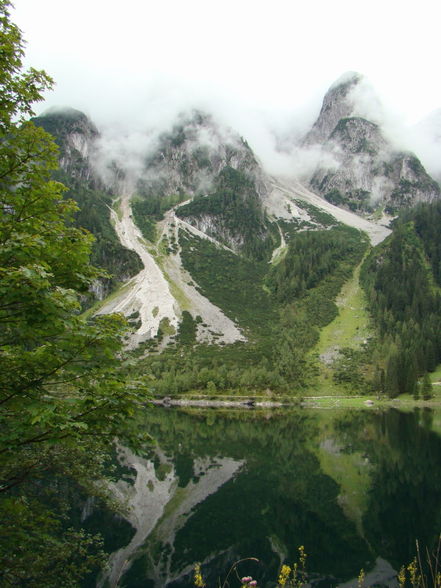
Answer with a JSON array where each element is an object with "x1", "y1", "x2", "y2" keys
[{"x1": 361, "y1": 201, "x2": 441, "y2": 397}]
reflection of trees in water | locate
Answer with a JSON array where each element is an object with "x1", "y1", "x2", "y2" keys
[
  {"x1": 114, "y1": 408, "x2": 441, "y2": 587},
  {"x1": 366, "y1": 409, "x2": 441, "y2": 569},
  {"x1": 130, "y1": 409, "x2": 368, "y2": 586},
  {"x1": 332, "y1": 408, "x2": 441, "y2": 571}
]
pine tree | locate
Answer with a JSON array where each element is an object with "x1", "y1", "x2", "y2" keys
[{"x1": 422, "y1": 373, "x2": 433, "y2": 401}]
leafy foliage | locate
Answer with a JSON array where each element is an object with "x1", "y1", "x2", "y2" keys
[{"x1": 0, "y1": 3, "x2": 146, "y2": 583}]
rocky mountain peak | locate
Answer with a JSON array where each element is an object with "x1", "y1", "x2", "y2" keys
[
  {"x1": 301, "y1": 73, "x2": 440, "y2": 213},
  {"x1": 35, "y1": 107, "x2": 98, "y2": 148},
  {"x1": 139, "y1": 109, "x2": 265, "y2": 199},
  {"x1": 303, "y1": 72, "x2": 365, "y2": 146},
  {"x1": 33, "y1": 107, "x2": 100, "y2": 184}
]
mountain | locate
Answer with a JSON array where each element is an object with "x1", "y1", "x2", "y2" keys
[
  {"x1": 33, "y1": 106, "x2": 100, "y2": 185},
  {"x1": 33, "y1": 107, "x2": 143, "y2": 301},
  {"x1": 28, "y1": 88, "x2": 441, "y2": 398},
  {"x1": 303, "y1": 71, "x2": 368, "y2": 146},
  {"x1": 33, "y1": 105, "x2": 390, "y2": 349},
  {"x1": 303, "y1": 73, "x2": 440, "y2": 214},
  {"x1": 138, "y1": 110, "x2": 267, "y2": 198},
  {"x1": 132, "y1": 110, "x2": 275, "y2": 260}
]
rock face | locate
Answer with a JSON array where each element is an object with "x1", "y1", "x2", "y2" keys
[
  {"x1": 303, "y1": 72, "x2": 365, "y2": 147},
  {"x1": 139, "y1": 110, "x2": 267, "y2": 198},
  {"x1": 33, "y1": 107, "x2": 101, "y2": 186},
  {"x1": 136, "y1": 110, "x2": 275, "y2": 259},
  {"x1": 304, "y1": 73, "x2": 440, "y2": 213},
  {"x1": 32, "y1": 107, "x2": 143, "y2": 301}
]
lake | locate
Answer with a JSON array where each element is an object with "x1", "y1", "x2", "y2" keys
[{"x1": 87, "y1": 407, "x2": 441, "y2": 587}]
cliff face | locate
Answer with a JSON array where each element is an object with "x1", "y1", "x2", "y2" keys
[
  {"x1": 134, "y1": 110, "x2": 275, "y2": 259},
  {"x1": 303, "y1": 73, "x2": 440, "y2": 213},
  {"x1": 138, "y1": 110, "x2": 267, "y2": 199},
  {"x1": 303, "y1": 72, "x2": 364, "y2": 147},
  {"x1": 32, "y1": 108, "x2": 143, "y2": 301},
  {"x1": 33, "y1": 107, "x2": 101, "y2": 186}
]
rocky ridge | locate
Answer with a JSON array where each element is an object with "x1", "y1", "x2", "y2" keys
[
  {"x1": 32, "y1": 108, "x2": 144, "y2": 300},
  {"x1": 33, "y1": 97, "x2": 410, "y2": 347},
  {"x1": 302, "y1": 72, "x2": 440, "y2": 213}
]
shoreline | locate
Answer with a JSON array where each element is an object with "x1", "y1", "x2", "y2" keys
[
  {"x1": 151, "y1": 397, "x2": 286, "y2": 408},
  {"x1": 151, "y1": 394, "x2": 441, "y2": 409}
]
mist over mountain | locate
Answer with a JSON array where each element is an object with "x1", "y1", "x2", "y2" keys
[
  {"x1": 411, "y1": 109, "x2": 441, "y2": 182},
  {"x1": 31, "y1": 71, "x2": 441, "y2": 325},
  {"x1": 294, "y1": 72, "x2": 440, "y2": 214},
  {"x1": 33, "y1": 108, "x2": 143, "y2": 301}
]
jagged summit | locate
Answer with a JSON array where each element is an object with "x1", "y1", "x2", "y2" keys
[
  {"x1": 140, "y1": 108, "x2": 263, "y2": 198},
  {"x1": 303, "y1": 71, "x2": 366, "y2": 146},
  {"x1": 134, "y1": 108, "x2": 275, "y2": 259},
  {"x1": 301, "y1": 73, "x2": 440, "y2": 213},
  {"x1": 38, "y1": 105, "x2": 92, "y2": 121},
  {"x1": 33, "y1": 107, "x2": 99, "y2": 180},
  {"x1": 35, "y1": 106, "x2": 99, "y2": 142},
  {"x1": 329, "y1": 71, "x2": 363, "y2": 91}
]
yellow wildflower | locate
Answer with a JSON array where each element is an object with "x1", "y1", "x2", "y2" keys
[
  {"x1": 397, "y1": 565, "x2": 406, "y2": 588},
  {"x1": 194, "y1": 562, "x2": 205, "y2": 587},
  {"x1": 278, "y1": 564, "x2": 291, "y2": 586}
]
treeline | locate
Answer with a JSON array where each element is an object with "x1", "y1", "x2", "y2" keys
[{"x1": 361, "y1": 202, "x2": 441, "y2": 397}]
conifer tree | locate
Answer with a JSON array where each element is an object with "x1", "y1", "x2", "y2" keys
[{"x1": 422, "y1": 373, "x2": 433, "y2": 401}]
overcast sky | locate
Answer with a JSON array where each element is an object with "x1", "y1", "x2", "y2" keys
[{"x1": 10, "y1": 0, "x2": 441, "y2": 174}]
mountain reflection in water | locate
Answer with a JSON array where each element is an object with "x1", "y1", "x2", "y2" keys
[{"x1": 87, "y1": 407, "x2": 441, "y2": 588}]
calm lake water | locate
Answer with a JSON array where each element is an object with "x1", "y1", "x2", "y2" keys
[{"x1": 88, "y1": 407, "x2": 441, "y2": 588}]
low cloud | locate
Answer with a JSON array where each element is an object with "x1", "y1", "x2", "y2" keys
[{"x1": 55, "y1": 71, "x2": 441, "y2": 193}]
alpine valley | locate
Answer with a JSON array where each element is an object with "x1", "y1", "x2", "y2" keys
[
  {"x1": 33, "y1": 71, "x2": 441, "y2": 400},
  {"x1": 5, "y1": 0, "x2": 441, "y2": 581}
]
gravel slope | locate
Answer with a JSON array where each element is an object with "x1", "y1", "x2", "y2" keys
[
  {"x1": 97, "y1": 192, "x2": 244, "y2": 347},
  {"x1": 266, "y1": 177, "x2": 391, "y2": 245}
]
